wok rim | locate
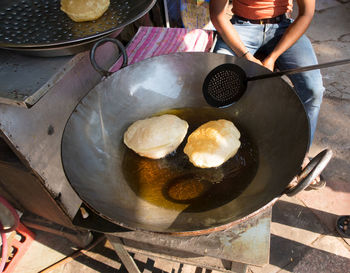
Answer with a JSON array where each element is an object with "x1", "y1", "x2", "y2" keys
[{"x1": 78, "y1": 195, "x2": 280, "y2": 236}]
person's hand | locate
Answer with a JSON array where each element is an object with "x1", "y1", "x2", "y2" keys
[
  {"x1": 244, "y1": 52, "x2": 263, "y2": 66},
  {"x1": 262, "y1": 56, "x2": 276, "y2": 71}
]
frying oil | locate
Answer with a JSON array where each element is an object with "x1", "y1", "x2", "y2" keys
[{"x1": 122, "y1": 107, "x2": 258, "y2": 212}]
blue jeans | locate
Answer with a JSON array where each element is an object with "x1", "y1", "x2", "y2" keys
[{"x1": 214, "y1": 15, "x2": 325, "y2": 145}]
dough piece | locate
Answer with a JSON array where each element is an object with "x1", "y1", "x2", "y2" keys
[
  {"x1": 124, "y1": 114, "x2": 189, "y2": 159},
  {"x1": 184, "y1": 120, "x2": 241, "y2": 168},
  {"x1": 61, "y1": 0, "x2": 110, "y2": 22}
]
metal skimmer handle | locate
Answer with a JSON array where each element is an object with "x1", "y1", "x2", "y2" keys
[
  {"x1": 90, "y1": 38, "x2": 128, "y2": 77},
  {"x1": 248, "y1": 59, "x2": 350, "y2": 81}
]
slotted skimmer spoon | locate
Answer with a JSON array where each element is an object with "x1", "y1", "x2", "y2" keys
[{"x1": 202, "y1": 58, "x2": 350, "y2": 108}]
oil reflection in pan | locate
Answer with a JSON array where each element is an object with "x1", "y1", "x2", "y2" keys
[{"x1": 122, "y1": 131, "x2": 258, "y2": 213}]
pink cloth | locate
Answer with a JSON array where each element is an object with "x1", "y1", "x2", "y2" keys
[{"x1": 110, "y1": 27, "x2": 213, "y2": 72}]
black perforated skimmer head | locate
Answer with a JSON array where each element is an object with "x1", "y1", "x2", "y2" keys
[
  {"x1": 203, "y1": 58, "x2": 350, "y2": 108},
  {"x1": 202, "y1": 63, "x2": 247, "y2": 108}
]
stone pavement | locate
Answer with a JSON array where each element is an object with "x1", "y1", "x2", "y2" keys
[{"x1": 11, "y1": 0, "x2": 350, "y2": 272}]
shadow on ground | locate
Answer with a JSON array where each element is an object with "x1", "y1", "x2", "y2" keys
[
  {"x1": 269, "y1": 235, "x2": 350, "y2": 272},
  {"x1": 273, "y1": 200, "x2": 341, "y2": 236}
]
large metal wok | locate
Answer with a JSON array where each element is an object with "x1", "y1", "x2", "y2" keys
[{"x1": 61, "y1": 44, "x2": 331, "y2": 235}]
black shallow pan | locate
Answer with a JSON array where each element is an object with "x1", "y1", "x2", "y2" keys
[
  {"x1": 0, "y1": 0, "x2": 156, "y2": 56},
  {"x1": 61, "y1": 48, "x2": 331, "y2": 235}
]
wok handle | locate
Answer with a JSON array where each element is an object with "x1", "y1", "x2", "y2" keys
[
  {"x1": 90, "y1": 38, "x2": 128, "y2": 77},
  {"x1": 285, "y1": 149, "x2": 333, "y2": 196}
]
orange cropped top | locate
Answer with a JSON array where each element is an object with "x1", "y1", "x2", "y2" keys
[{"x1": 232, "y1": 0, "x2": 293, "y2": 20}]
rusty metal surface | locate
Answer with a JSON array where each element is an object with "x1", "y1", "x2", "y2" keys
[
  {"x1": 109, "y1": 207, "x2": 272, "y2": 266},
  {"x1": 0, "y1": 50, "x2": 74, "y2": 107},
  {"x1": 0, "y1": 42, "x2": 121, "y2": 219}
]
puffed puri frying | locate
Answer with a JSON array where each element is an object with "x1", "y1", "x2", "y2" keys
[
  {"x1": 184, "y1": 120, "x2": 241, "y2": 168},
  {"x1": 60, "y1": 0, "x2": 110, "y2": 22},
  {"x1": 123, "y1": 114, "x2": 189, "y2": 159}
]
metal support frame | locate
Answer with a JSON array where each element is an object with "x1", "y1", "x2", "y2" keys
[
  {"x1": 108, "y1": 236, "x2": 141, "y2": 273},
  {"x1": 73, "y1": 202, "x2": 270, "y2": 272},
  {"x1": 21, "y1": 213, "x2": 93, "y2": 248},
  {"x1": 107, "y1": 234, "x2": 250, "y2": 273},
  {"x1": 163, "y1": 0, "x2": 170, "y2": 27}
]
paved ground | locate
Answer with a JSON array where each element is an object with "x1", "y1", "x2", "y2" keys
[{"x1": 10, "y1": 0, "x2": 350, "y2": 272}]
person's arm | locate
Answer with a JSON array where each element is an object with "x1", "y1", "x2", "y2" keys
[
  {"x1": 262, "y1": 0, "x2": 315, "y2": 70},
  {"x1": 209, "y1": 0, "x2": 262, "y2": 65}
]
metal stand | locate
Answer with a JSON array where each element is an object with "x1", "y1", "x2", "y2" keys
[
  {"x1": 105, "y1": 208, "x2": 271, "y2": 273},
  {"x1": 109, "y1": 237, "x2": 142, "y2": 273}
]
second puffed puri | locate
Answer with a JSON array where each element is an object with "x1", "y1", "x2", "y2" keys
[{"x1": 184, "y1": 119, "x2": 241, "y2": 168}]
